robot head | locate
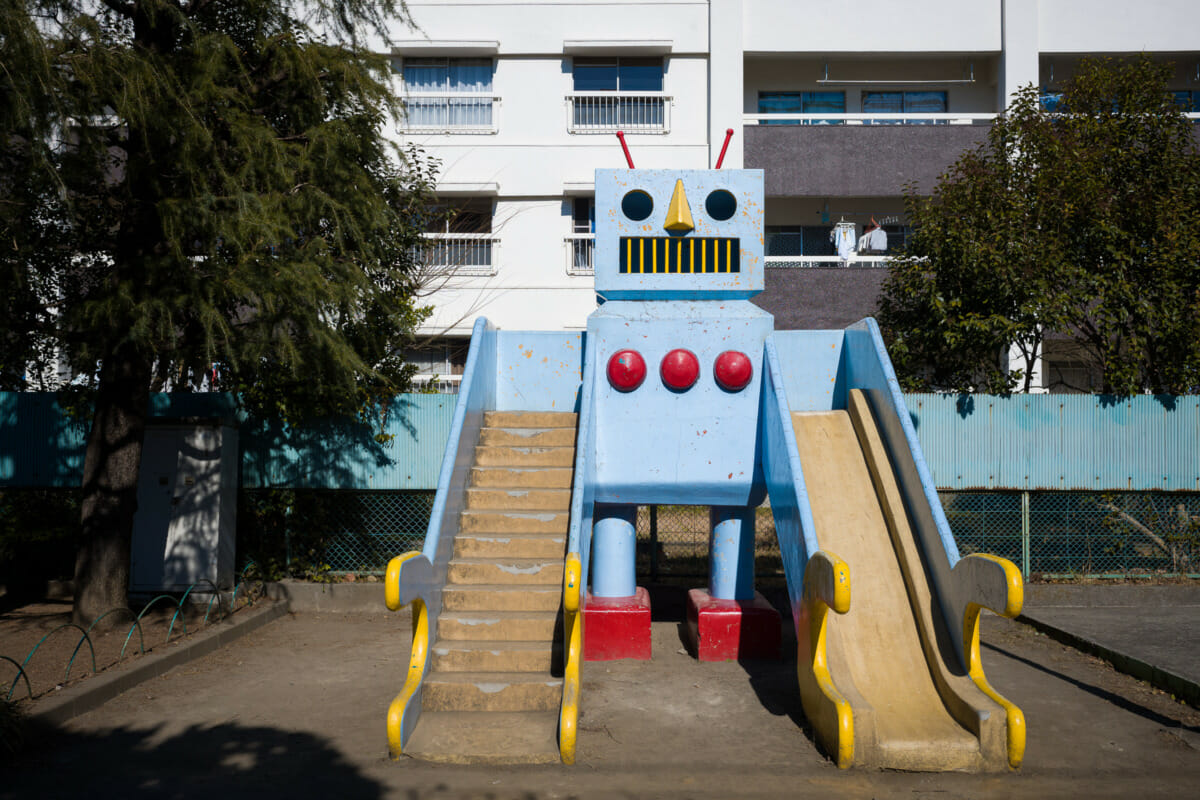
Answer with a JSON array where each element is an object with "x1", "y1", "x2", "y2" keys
[{"x1": 593, "y1": 168, "x2": 764, "y2": 301}]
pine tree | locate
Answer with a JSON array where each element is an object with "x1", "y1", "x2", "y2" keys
[{"x1": 0, "y1": 1, "x2": 436, "y2": 621}]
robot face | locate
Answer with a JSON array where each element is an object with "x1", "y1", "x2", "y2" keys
[{"x1": 594, "y1": 169, "x2": 764, "y2": 301}]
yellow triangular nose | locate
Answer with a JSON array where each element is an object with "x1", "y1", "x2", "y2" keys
[{"x1": 664, "y1": 179, "x2": 694, "y2": 233}]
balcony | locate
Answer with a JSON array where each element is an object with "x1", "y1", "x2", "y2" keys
[
  {"x1": 764, "y1": 255, "x2": 891, "y2": 270},
  {"x1": 567, "y1": 93, "x2": 671, "y2": 134},
  {"x1": 415, "y1": 233, "x2": 498, "y2": 277},
  {"x1": 401, "y1": 94, "x2": 500, "y2": 134},
  {"x1": 744, "y1": 112, "x2": 994, "y2": 197},
  {"x1": 565, "y1": 234, "x2": 595, "y2": 275}
]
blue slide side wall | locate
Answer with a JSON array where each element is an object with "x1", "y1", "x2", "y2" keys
[
  {"x1": 423, "y1": 318, "x2": 498, "y2": 637},
  {"x1": 567, "y1": 333, "x2": 598, "y2": 600},
  {"x1": 762, "y1": 337, "x2": 821, "y2": 625}
]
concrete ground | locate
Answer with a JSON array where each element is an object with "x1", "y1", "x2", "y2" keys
[{"x1": 4, "y1": 584, "x2": 1199, "y2": 799}]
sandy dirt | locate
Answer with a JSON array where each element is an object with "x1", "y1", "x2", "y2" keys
[{"x1": 3, "y1": 589, "x2": 1199, "y2": 799}]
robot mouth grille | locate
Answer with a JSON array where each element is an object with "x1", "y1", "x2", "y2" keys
[{"x1": 618, "y1": 237, "x2": 740, "y2": 274}]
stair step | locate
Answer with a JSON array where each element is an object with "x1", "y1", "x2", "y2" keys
[
  {"x1": 431, "y1": 640, "x2": 560, "y2": 673},
  {"x1": 483, "y1": 411, "x2": 577, "y2": 429},
  {"x1": 465, "y1": 487, "x2": 571, "y2": 511},
  {"x1": 454, "y1": 533, "x2": 566, "y2": 559},
  {"x1": 470, "y1": 466, "x2": 574, "y2": 489},
  {"x1": 459, "y1": 510, "x2": 569, "y2": 534},
  {"x1": 447, "y1": 558, "x2": 565, "y2": 585},
  {"x1": 442, "y1": 584, "x2": 561, "y2": 612},
  {"x1": 403, "y1": 711, "x2": 560, "y2": 764},
  {"x1": 479, "y1": 427, "x2": 577, "y2": 447},
  {"x1": 438, "y1": 611, "x2": 559, "y2": 641},
  {"x1": 474, "y1": 446, "x2": 575, "y2": 468},
  {"x1": 423, "y1": 671, "x2": 563, "y2": 712}
]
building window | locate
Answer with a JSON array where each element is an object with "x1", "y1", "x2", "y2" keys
[
  {"x1": 417, "y1": 198, "x2": 496, "y2": 275},
  {"x1": 568, "y1": 57, "x2": 668, "y2": 133},
  {"x1": 404, "y1": 339, "x2": 470, "y2": 393},
  {"x1": 757, "y1": 91, "x2": 845, "y2": 124},
  {"x1": 861, "y1": 90, "x2": 947, "y2": 124},
  {"x1": 765, "y1": 226, "x2": 835, "y2": 257},
  {"x1": 567, "y1": 196, "x2": 595, "y2": 275},
  {"x1": 1171, "y1": 90, "x2": 1200, "y2": 111},
  {"x1": 399, "y1": 58, "x2": 495, "y2": 130}
]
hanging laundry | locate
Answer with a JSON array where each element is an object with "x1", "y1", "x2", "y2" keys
[{"x1": 830, "y1": 222, "x2": 856, "y2": 262}]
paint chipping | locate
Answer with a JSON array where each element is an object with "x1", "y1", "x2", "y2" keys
[
  {"x1": 475, "y1": 683, "x2": 509, "y2": 693},
  {"x1": 497, "y1": 563, "x2": 549, "y2": 575}
]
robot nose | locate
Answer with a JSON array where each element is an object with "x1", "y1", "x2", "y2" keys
[{"x1": 664, "y1": 179, "x2": 694, "y2": 233}]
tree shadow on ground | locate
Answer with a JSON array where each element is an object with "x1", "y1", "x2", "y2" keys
[
  {"x1": 982, "y1": 640, "x2": 1200, "y2": 734},
  {"x1": 2, "y1": 720, "x2": 385, "y2": 800}
]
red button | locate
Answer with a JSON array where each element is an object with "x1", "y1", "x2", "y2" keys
[
  {"x1": 607, "y1": 349, "x2": 647, "y2": 391},
  {"x1": 660, "y1": 349, "x2": 700, "y2": 390},
  {"x1": 714, "y1": 350, "x2": 753, "y2": 391}
]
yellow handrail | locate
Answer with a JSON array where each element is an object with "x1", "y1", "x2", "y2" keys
[
  {"x1": 796, "y1": 550, "x2": 855, "y2": 768},
  {"x1": 384, "y1": 552, "x2": 430, "y2": 759},
  {"x1": 558, "y1": 553, "x2": 583, "y2": 764},
  {"x1": 958, "y1": 553, "x2": 1026, "y2": 769}
]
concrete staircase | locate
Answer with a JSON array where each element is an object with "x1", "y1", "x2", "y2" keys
[{"x1": 404, "y1": 411, "x2": 577, "y2": 764}]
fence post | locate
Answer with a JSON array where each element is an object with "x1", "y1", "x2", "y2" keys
[
  {"x1": 649, "y1": 505, "x2": 659, "y2": 581},
  {"x1": 1021, "y1": 491, "x2": 1030, "y2": 579}
]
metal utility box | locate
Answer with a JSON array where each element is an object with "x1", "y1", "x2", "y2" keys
[{"x1": 130, "y1": 419, "x2": 238, "y2": 593}]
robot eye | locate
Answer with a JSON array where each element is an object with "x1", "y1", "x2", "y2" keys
[
  {"x1": 705, "y1": 189, "x2": 736, "y2": 221},
  {"x1": 621, "y1": 190, "x2": 654, "y2": 221}
]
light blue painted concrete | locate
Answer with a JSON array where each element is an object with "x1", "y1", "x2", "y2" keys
[
  {"x1": 709, "y1": 506, "x2": 756, "y2": 600},
  {"x1": 592, "y1": 505, "x2": 638, "y2": 598},
  {"x1": 567, "y1": 331, "x2": 600, "y2": 606},
  {"x1": 494, "y1": 331, "x2": 584, "y2": 412},
  {"x1": 768, "y1": 330, "x2": 845, "y2": 412},
  {"x1": 594, "y1": 168, "x2": 765, "y2": 300},
  {"x1": 588, "y1": 300, "x2": 772, "y2": 506}
]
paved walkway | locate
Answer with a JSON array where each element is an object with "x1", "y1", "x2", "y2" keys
[
  {"x1": 3, "y1": 584, "x2": 1198, "y2": 798},
  {"x1": 1022, "y1": 584, "x2": 1200, "y2": 705}
]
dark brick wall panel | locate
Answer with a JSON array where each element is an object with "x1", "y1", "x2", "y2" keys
[
  {"x1": 745, "y1": 124, "x2": 991, "y2": 197},
  {"x1": 753, "y1": 268, "x2": 891, "y2": 330}
]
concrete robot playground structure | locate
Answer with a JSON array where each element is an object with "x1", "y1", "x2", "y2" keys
[{"x1": 384, "y1": 156, "x2": 1026, "y2": 771}]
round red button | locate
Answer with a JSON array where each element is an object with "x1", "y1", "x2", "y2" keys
[
  {"x1": 660, "y1": 348, "x2": 700, "y2": 391},
  {"x1": 714, "y1": 350, "x2": 753, "y2": 391},
  {"x1": 607, "y1": 349, "x2": 647, "y2": 392}
]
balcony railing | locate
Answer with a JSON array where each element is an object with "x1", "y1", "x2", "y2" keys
[
  {"x1": 415, "y1": 233, "x2": 498, "y2": 276},
  {"x1": 765, "y1": 255, "x2": 893, "y2": 269},
  {"x1": 402, "y1": 94, "x2": 500, "y2": 133},
  {"x1": 567, "y1": 93, "x2": 671, "y2": 134},
  {"x1": 565, "y1": 234, "x2": 595, "y2": 275},
  {"x1": 744, "y1": 112, "x2": 996, "y2": 126}
]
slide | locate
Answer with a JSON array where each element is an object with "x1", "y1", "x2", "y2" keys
[{"x1": 789, "y1": 389, "x2": 1023, "y2": 772}]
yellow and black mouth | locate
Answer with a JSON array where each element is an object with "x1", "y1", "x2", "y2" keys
[{"x1": 618, "y1": 237, "x2": 740, "y2": 274}]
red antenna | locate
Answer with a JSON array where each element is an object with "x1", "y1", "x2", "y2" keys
[
  {"x1": 615, "y1": 130, "x2": 635, "y2": 168},
  {"x1": 715, "y1": 128, "x2": 734, "y2": 169}
]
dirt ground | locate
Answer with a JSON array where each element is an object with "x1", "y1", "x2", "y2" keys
[
  {"x1": 3, "y1": 586, "x2": 1199, "y2": 799},
  {"x1": 0, "y1": 590, "x2": 264, "y2": 702}
]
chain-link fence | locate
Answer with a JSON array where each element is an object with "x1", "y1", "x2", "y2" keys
[
  {"x1": 634, "y1": 504, "x2": 782, "y2": 583},
  {"x1": 238, "y1": 490, "x2": 433, "y2": 577},
  {"x1": 2, "y1": 488, "x2": 1196, "y2": 583},
  {"x1": 943, "y1": 491, "x2": 1200, "y2": 579}
]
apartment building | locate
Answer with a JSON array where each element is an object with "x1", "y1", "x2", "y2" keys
[{"x1": 390, "y1": 0, "x2": 1200, "y2": 391}]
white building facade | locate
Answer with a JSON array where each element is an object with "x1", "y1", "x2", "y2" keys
[{"x1": 391, "y1": 0, "x2": 1200, "y2": 391}]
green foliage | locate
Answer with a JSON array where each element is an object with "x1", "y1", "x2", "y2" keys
[
  {"x1": 0, "y1": 490, "x2": 80, "y2": 592},
  {"x1": 1, "y1": 0, "x2": 434, "y2": 417},
  {"x1": 880, "y1": 57, "x2": 1200, "y2": 394}
]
